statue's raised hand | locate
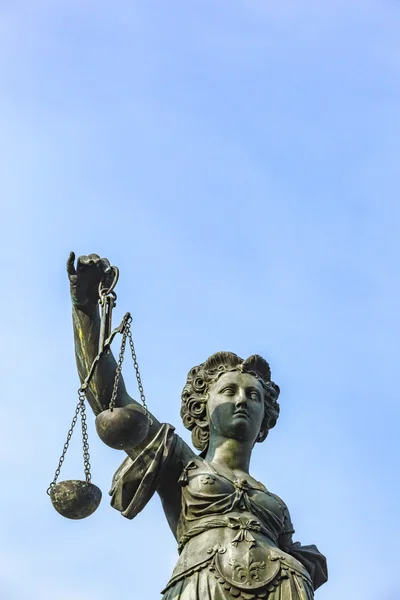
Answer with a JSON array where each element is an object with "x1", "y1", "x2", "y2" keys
[{"x1": 67, "y1": 252, "x2": 113, "y2": 309}]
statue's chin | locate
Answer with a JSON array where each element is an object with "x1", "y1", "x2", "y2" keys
[{"x1": 216, "y1": 421, "x2": 257, "y2": 443}]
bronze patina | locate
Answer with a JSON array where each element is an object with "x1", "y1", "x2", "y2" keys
[{"x1": 53, "y1": 252, "x2": 328, "y2": 599}]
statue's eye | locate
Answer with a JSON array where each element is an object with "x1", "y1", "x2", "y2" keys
[
  {"x1": 221, "y1": 387, "x2": 235, "y2": 396},
  {"x1": 249, "y1": 390, "x2": 261, "y2": 401}
]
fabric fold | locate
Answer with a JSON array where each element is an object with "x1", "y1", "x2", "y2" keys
[
  {"x1": 109, "y1": 423, "x2": 176, "y2": 519},
  {"x1": 286, "y1": 542, "x2": 328, "y2": 591}
]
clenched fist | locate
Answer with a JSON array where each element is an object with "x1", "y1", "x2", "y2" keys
[{"x1": 67, "y1": 252, "x2": 114, "y2": 309}]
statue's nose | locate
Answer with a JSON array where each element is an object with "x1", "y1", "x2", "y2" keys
[{"x1": 235, "y1": 390, "x2": 247, "y2": 408}]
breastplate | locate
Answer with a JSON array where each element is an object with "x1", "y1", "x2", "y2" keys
[{"x1": 164, "y1": 515, "x2": 311, "y2": 595}]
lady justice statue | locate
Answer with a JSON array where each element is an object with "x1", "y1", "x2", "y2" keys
[{"x1": 65, "y1": 252, "x2": 328, "y2": 600}]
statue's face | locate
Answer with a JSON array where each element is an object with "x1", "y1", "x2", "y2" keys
[{"x1": 207, "y1": 370, "x2": 265, "y2": 443}]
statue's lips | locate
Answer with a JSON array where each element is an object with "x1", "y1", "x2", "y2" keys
[{"x1": 233, "y1": 410, "x2": 249, "y2": 419}]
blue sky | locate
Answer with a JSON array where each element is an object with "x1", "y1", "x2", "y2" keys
[{"x1": 1, "y1": 1, "x2": 399, "y2": 599}]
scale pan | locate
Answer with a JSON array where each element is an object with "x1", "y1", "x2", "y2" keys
[
  {"x1": 50, "y1": 480, "x2": 102, "y2": 519},
  {"x1": 95, "y1": 404, "x2": 149, "y2": 450}
]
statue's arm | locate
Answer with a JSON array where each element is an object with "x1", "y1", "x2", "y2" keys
[
  {"x1": 110, "y1": 425, "x2": 192, "y2": 537},
  {"x1": 68, "y1": 252, "x2": 160, "y2": 433},
  {"x1": 71, "y1": 300, "x2": 127, "y2": 414}
]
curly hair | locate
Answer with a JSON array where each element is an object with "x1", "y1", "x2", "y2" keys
[{"x1": 180, "y1": 351, "x2": 280, "y2": 452}]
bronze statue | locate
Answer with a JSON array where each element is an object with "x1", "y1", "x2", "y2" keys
[{"x1": 65, "y1": 252, "x2": 328, "y2": 599}]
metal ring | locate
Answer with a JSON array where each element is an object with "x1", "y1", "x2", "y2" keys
[{"x1": 98, "y1": 266, "x2": 119, "y2": 297}]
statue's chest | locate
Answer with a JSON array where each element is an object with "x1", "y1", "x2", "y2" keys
[{"x1": 182, "y1": 463, "x2": 283, "y2": 520}]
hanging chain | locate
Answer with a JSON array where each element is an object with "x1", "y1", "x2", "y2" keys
[
  {"x1": 109, "y1": 324, "x2": 129, "y2": 411},
  {"x1": 79, "y1": 390, "x2": 92, "y2": 483},
  {"x1": 47, "y1": 401, "x2": 81, "y2": 495},
  {"x1": 108, "y1": 315, "x2": 152, "y2": 423},
  {"x1": 126, "y1": 320, "x2": 151, "y2": 420},
  {"x1": 47, "y1": 392, "x2": 92, "y2": 495}
]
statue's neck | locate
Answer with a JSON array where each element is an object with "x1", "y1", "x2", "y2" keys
[{"x1": 205, "y1": 436, "x2": 252, "y2": 474}]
